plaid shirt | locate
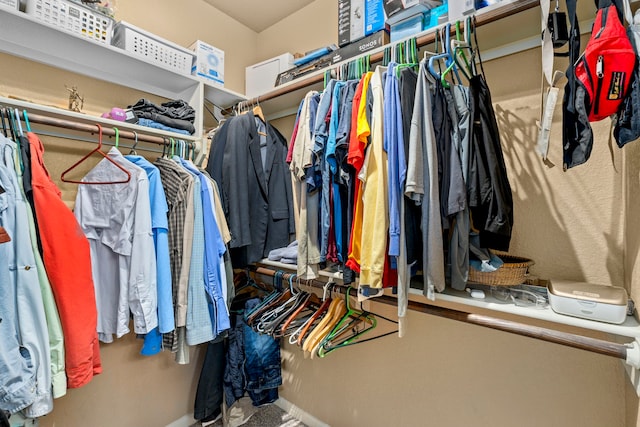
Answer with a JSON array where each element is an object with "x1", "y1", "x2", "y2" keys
[{"x1": 154, "y1": 158, "x2": 194, "y2": 352}]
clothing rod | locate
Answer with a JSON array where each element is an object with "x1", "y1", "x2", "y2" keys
[
  {"x1": 250, "y1": 266, "x2": 630, "y2": 362},
  {"x1": 22, "y1": 112, "x2": 171, "y2": 145},
  {"x1": 230, "y1": 0, "x2": 538, "y2": 112}
]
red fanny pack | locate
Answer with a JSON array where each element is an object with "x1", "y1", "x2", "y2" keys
[{"x1": 575, "y1": 4, "x2": 636, "y2": 122}]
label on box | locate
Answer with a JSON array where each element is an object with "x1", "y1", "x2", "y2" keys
[
  {"x1": 331, "y1": 30, "x2": 389, "y2": 64},
  {"x1": 365, "y1": 0, "x2": 385, "y2": 35}
]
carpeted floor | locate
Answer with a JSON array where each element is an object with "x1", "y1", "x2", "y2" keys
[{"x1": 193, "y1": 400, "x2": 309, "y2": 427}]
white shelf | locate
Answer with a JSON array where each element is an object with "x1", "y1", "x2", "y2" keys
[
  {"x1": 0, "y1": 8, "x2": 196, "y2": 99},
  {"x1": 0, "y1": 8, "x2": 246, "y2": 109},
  {"x1": 203, "y1": 82, "x2": 246, "y2": 109},
  {"x1": 0, "y1": 96, "x2": 199, "y2": 141},
  {"x1": 434, "y1": 288, "x2": 640, "y2": 340},
  {"x1": 256, "y1": 259, "x2": 640, "y2": 340}
]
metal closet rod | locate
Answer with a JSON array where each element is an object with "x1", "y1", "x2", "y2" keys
[
  {"x1": 250, "y1": 266, "x2": 632, "y2": 363},
  {"x1": 230, "y1": 0, "x2": 539, "y2": 112},
  {"x1": 17, "y1": 111, "x2": 170, "y2": 145}
]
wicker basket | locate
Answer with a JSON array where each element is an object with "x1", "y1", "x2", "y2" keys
[{"x1": 468, "y1": 251, "x2": 535, "y2": 286}]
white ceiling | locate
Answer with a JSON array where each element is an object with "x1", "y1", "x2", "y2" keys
[{"x1": 203, "y1": 0, "x2": 316, "y2": 32}]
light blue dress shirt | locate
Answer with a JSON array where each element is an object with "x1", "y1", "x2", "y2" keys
[
  {"x1": 125, "y1": 155, "x2": 174, "y2": 334},
  {"x1": 384, "y1": 62, "x2": 407, "y2": 258},
  {"x1": 178, "y1": 158, "x2": 229, "y2": 337}
]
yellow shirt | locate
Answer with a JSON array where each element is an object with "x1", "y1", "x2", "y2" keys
[{"x1": 359, "y1": 66, "x2": 388, "y2": 288}]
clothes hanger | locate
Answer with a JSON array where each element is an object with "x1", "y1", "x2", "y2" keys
[
  {"x1": 307, "y1": 298, "x2": 347, "y2": 358},
  {"x1": 316, "y1": 287, "x2": 378, "y2": 357},
  {"x1": 430, "y1": 23, "x2": 461, "y2": 88},
  {"x1": 280, "y1": 292, "x2": 322, "y2": 339},
  {"x1": 129, "y1": 131, "x2": 139, "y2": 155},
  {"x1": 14, "y1": 108, "x2": 24, "y2": 137},
  {"x1": 61, "y1": 124, "x2": 131, "y2": 185},
  {"x1": 295, "y1": 281, "x2": 336, "y2": 346},
  {"x1": 252, "y1": 98, "x2": 266, "y2": 123},
  {"x1": 302, "y1": 283, "x2": 346, "y2": 353},
  {"x1": 113, "y1": 126, "x2": 121, "y2": 151},
  {"x1": 6, "y1": 107, "x2": 17, "y2": 141},
  {"x1": 22, "y1": 110, "x2": 31, "y2": 133},
  {"x1": 244, "y1": 270, "x2": 286, "y2": 324},
  {"x1": 0, "y1": 109, "x2": 7, "y2": 137}
]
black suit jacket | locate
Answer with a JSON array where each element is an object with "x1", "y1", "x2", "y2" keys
[{"x1": 215, "y1": 112, "x2": 294, "y2": 265}]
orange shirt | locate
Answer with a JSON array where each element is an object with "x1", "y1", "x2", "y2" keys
[
  {"x1": 28, "y1": 132, "x2": 101, "y2": 388},
  {"x1": 346, "y1": 72, "x2": 373, "y2": 272}
]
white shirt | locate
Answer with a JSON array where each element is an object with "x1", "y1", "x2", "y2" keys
[{"x1": 75, "y1": 148, "x2": 157, "y2": 343}]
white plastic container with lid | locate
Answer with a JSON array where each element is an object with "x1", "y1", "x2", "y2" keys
[{"x1": 548, "y1": 280, "x2": 629, "y2": 324}]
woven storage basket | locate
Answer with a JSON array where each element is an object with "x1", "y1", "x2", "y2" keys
[{"x1": 468, "y1": 251, "x2": 534, "y2": 286}]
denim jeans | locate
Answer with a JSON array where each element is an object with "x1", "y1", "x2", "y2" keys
[
  {"x1": 242, "y1": 299, "x2": 281, "y2": 407},
  {"x1": 223, "y1": 313, "x2": 245, "y2": 408}
]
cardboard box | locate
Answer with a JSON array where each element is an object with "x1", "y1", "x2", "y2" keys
[
  {"x1": 276, "y1": 30, "x2": 389, "y2": 86},
  {"x1": 338, "y1": 0, "x2": 364, "y2": 47},
  {"x1": 330, "y1": 30, "x2": 389, "y2": 64},
  {"x1": 384, "y1": 0, "x2": 441, "y2": 24},
  {"x1": 447, "y1": 0, "x2": 475, "y2": 22},
  {"x1": 390, "y1": 11, "x2": 425, "y2": 42},
  {"x1": 190, "y1": 40, "x2": 224, "y2": 86},
  {"x1": 338, "y1": 0, "x2": 384, "y2": 47},
  {"x1": 365, "y1": 0, "x2": 385, "y2": 36},
  {"x1": 246, "y1": 53, "x2": 295, "y2": 98}
]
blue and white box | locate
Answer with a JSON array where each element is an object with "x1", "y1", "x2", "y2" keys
[
  {"x1": 365, "y1": 0, "x2": 385, "y2": 36},
  {"x1": 190, "y1": 40, "x2": 224, "y2": 86}
]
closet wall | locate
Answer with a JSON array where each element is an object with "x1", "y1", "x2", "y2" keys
[
  {"x1": 2, "y1": 0, "x2": 638, "y2": 425},
  {"x1": 263, "y1": 1, "x2": 639, "y2": 426}
]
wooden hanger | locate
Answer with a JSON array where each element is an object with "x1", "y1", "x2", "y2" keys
[{"x1": 61, "y1": 124, "x2": 131, "y2": 185}]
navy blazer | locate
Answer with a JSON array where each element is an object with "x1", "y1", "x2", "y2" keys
[{"x1": 209, "y1": 112, "x2": 294, "y2": 266}]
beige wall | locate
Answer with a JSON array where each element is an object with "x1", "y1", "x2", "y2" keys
[{"x1": 3, "y1": 0, "x2": 639, "y2": 426}]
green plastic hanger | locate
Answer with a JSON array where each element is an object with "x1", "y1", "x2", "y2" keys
[
  {"x1": 113, "y1": 127, "x2": 120, "y2": 149},
  {"x1": 316, "y1": 286, "x2": 377, "y2": 357}
]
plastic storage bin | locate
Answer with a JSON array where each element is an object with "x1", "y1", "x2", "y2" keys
[
  {"x1": 112, "y1": 21, "x2": 195, "y2": 75},
  {"x1": 25, "y1": 0, "x2": 113, "y2": 44}
]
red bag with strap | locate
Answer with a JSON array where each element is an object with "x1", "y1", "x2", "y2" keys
[{"x1": 575, "y1": 2, "x2": 636, "y2": 121}]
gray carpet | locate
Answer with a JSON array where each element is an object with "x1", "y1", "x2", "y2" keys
[{"x1": 194, "y1": 401, "x2": 309, "y2": 427}]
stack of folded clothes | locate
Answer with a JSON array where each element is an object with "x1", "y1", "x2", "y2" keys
[
  {"x1": 267, "y1": 240, "x2": 298, "y2": 265},
  {"x1": 129, "y1": 99, "x2": 196, "y2": 135}
]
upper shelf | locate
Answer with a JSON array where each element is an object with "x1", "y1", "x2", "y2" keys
[
  {"x1": 249, "y1": 0, "x2": 539, "y2": 119},
  {"x1": 0, "y1": 7, "x2": 245, "y2": 108}
]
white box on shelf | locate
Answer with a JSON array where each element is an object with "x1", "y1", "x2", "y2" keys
[
  {"x1": 112, "y1": 21, "x2": 195, "y2": 75},
  {"x1": 447, "y1": 0, "x2": 477, "y2": 21},
  {"x1": 189, "y1": 40, "x2": 224, "y2": 86},
  {"x1": 548, "y1": 280, "x2": 629, "y2": 325},
  {"x1": 245, "y1": 53, "x2": 294, "y2": 98},
  {"x1": 24, "y1": 0, "x2": 114, "y2": 44}
]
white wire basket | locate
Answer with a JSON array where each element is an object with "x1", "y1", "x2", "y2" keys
[
  {"x1": 0, "y1": 0, "x2": 19, "y2": 11},
  {"x1": 111, "y1": 21, "x2": 195, "y2": 75},
  {"x1": 24, "y1": 0, "x2": 114, "y2": 45}
]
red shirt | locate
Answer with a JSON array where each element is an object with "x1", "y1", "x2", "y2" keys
[{"x1": 28, "y1": 132, "x2": 101, "y2": 388}]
